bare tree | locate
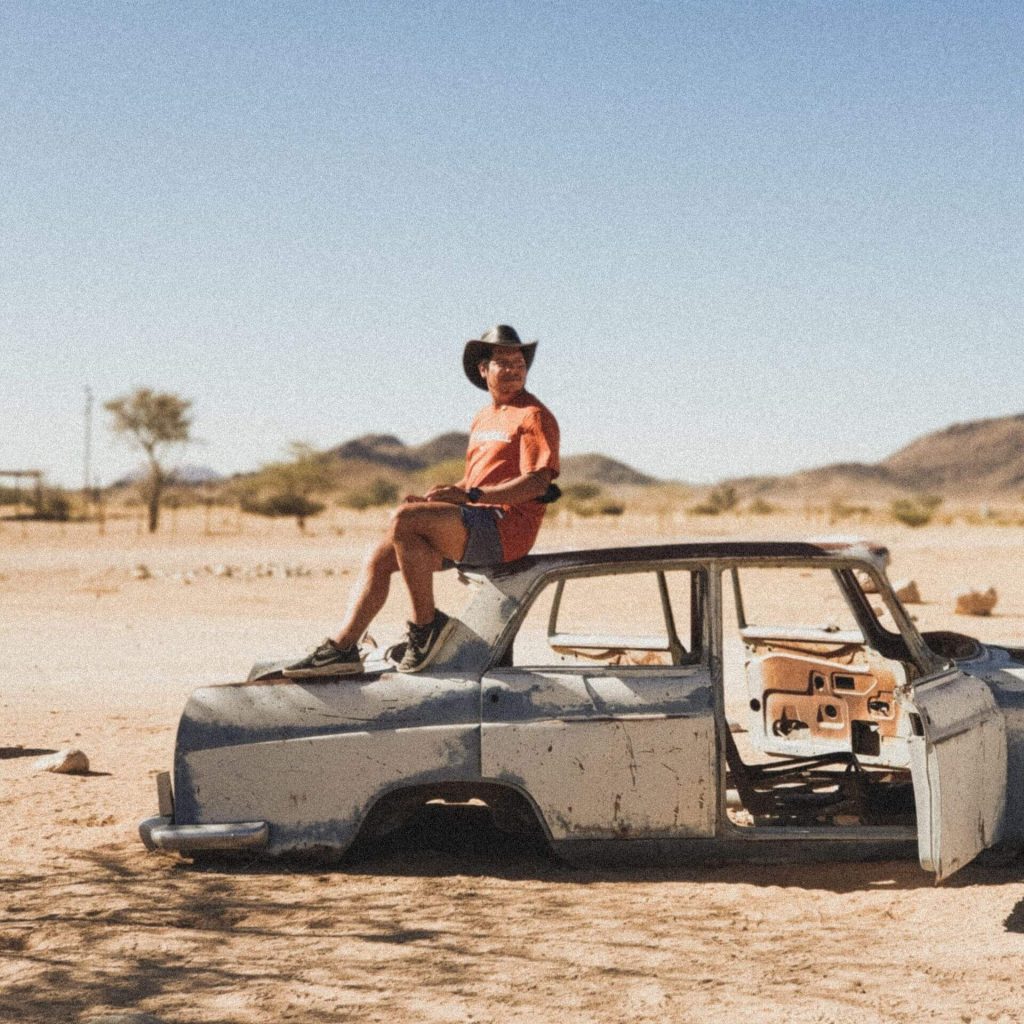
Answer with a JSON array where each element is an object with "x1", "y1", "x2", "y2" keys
[{"x1": 105, "y1": 388, "x2": 192, "y2": 533}]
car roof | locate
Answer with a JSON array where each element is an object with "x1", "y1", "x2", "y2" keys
[{"x1": 481, "y1": 538, "x2": 890, "y2": 579}]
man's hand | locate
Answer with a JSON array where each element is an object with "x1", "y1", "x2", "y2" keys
[{"x1": 423, "y1": 485, "x2": 468, "y2": 504}]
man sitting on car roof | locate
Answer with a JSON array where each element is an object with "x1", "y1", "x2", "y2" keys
[{"x1": 284, "y1": 324, "x2": 560, "y2": 677}]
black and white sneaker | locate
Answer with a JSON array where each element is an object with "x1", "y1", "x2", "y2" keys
[
  {"x1": 282, "y1": 638, "x2": 364, "y2": 678},
  {"x1": 396, "y1": 611, "x2": 455, "y2": 674}
]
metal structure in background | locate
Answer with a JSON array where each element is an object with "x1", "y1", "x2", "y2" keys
[{"x1": 0, "y1": 470, "x2": 44, "y2": 516}]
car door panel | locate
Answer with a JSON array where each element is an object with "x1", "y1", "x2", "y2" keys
[
  {"x1": 903, "y1": 670, "x2": 1007, "y2": 880},
  {"x1": 481, "y1": 668, "x2": 717, "y2": 840}
]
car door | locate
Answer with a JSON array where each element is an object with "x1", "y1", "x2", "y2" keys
[
  {"x1": 901, "y1": 668, "x2": 1007, "y2": 880},
  {"x1": 479, "y1": 566, "x2": 719, "y2": 841}
]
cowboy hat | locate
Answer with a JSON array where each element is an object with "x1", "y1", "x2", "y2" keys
[{"x1": 462, "y1": 324, "x2": 537, "y2": 390}]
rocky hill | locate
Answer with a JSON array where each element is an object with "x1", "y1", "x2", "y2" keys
[
  {"x1": 731, "y1": 412, "x2": 1024, "y2": 500},
  {"x1": 558, "y1": 453, "x2": 657, "y2": 486},
  {"x1": 880, "y1": 414, "x2": 1024, "y2": 493}
]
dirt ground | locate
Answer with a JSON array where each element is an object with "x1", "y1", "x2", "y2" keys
[{"x1": 2, "y1": 507, "x2": 1024, "y2": 1024}]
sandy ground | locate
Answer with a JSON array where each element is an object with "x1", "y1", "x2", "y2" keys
[{"x1": 3, "y1": 507, "x2": 1024, "y2": 1024}]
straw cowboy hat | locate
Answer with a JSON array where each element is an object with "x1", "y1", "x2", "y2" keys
[{"x1": 462, "y1": 324, "x2": 537, "y2": 390}]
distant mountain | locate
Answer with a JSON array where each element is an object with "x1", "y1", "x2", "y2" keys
[
  {"x1": 112, "y1": 464, "x2": 224, "y2": 487},
  {"x1": 323, "y1": 433, "x2": 658, "y2": 486},
  {"x1": 560, "y1": 453, "x2": 657, "y2": 486},
  {"x1": 409, "y1": 432, "x2": 470, "y2": 466},
  {"x1": 881, "y1": 413, "x2": 1024, "y2": 493},
  {"x1": 723, "y1": 412, "x2": 1024, "y2": 499},
  {"x1": 327, "y1": 434, "x2": 423, "y2": 471}
]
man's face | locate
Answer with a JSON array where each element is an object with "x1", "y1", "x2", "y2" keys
[{"x1": 480, "y1": 346, "x2": 528, "y2": 399}]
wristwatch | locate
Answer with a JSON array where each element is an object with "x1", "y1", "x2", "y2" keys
[{"x1": 465, "y1": 487, "x2": 484, "y2": 504}]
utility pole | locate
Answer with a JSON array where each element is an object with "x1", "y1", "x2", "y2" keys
[{"x1": 83, "y1": 385, "x2": 93, "y2": 515}]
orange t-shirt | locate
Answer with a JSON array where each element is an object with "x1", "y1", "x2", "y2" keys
[{"x1": 462, "y1": 390, "x2": 560, "y2": 562}]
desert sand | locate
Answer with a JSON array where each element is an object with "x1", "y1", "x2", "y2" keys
[{"x1": 2, "y1": 506, "x2": 1024, "y2": 1024}]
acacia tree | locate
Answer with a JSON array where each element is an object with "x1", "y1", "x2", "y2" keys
[{"x1": 106, "y1": 388, "x2": 193, "y2": 533}]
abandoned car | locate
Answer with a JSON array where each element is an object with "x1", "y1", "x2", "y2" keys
[{"x1": 140, "y1": 540, "x2": 1024, "y2": 880}]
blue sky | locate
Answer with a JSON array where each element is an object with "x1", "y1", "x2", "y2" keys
[{"x1": 3, "y1": 1, "x2": 1023, "y2": 487}]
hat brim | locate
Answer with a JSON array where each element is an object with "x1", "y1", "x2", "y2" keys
[{"x1": 462, "y1": 339, "x2": 537, "y2": 390}]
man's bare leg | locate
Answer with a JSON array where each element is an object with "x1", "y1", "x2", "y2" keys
[
  {"x1": 332, "y1": 539, "x2": 399, "y2": 649},
  {"x1": 284, "y1": 502, "x2": 470, "y2": 677},
  {"x1": 391, "y1": 502, "x2": 469, "y2": 625}
]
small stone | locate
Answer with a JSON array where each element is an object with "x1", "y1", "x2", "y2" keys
[
  {"x1": 894, "y1": 579, "x2": 921, "y2": 604},
  {"x1": 857, "y1": 571, "x2": 879, "y2": 594},
  {"x1": 34, "y1": 748, "x2": 90, "y2": 774},
  {"x1": 131, "y1": 564, "x2": 152, "y2": 580},
  {"x1": 954, "y1": 587, "x2": 998, "y2": 616}
]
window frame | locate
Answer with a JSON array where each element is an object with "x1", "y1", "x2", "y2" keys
[{"x1": 489, "y1": 561, "x2": 710, "y2": 673}]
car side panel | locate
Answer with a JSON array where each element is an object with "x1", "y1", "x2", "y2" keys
[
  {"x1": 180, "y1": 723, "x2": 479, "y2": 854},
  {"x1": 481, "y1": 668, "x2": 717, "y2": 839},
  {"x1": 170, "y1": 676, "x2": 482, "y2": 855}
]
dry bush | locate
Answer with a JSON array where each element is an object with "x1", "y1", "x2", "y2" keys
[
  {"x1": 890, "y1": 494, "x2": 943, "y2": 528},
  {"x1": 340, "y1": 477, "x2": 400, "y2": 510},
  {"x1": 691, "y1": 485, "x2": 738, "y2": 516},
  {"x1": 829, "y1": 498, "x2": 872, "y2": 524}
]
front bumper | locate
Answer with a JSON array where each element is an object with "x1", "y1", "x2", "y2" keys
[{"x1": 139, "y1": 815, "x2": 269, "y2": 853}]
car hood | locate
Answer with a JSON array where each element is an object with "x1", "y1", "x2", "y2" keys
[{"x1": 942, "y1": 638, "x2": 1024, "y2": 705}]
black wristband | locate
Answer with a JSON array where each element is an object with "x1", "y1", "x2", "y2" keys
[{"x1": 465, "y1": 487, "x2": 483, "y2": 503}]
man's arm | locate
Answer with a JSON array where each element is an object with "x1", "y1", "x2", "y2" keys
[{"x1": 424, "y1": 469, "x2": 554, "y2": 506}]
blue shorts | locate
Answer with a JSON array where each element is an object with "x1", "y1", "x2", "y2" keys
[{"x1": 446, "y1": 505, "x2": 504, "y2": 569}]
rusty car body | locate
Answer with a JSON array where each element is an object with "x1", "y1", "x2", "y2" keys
[{"x1": 140, "y1": 540, "x2": 1024, "y2": 880}]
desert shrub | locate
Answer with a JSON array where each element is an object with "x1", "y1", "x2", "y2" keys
[
  {"x1": 233, "y1": 443, "x2": 337, "y2": 529},
  {"x1": 341, "y1": 477, "x2": 400, "y2": 510},
  {"x1": 890, "y1": 494, "x2": 942, "y2": 528},
  {"x1": 829, "y1": 499, "x2": 871, "y2": 524},
  {"x1": 558, "y1": 482, "x2": 625, "y2": 517},
  {"x1": 241, "y1": 493, "x2": 325, "y2": 530},
  {"x1": 747, "y1": 498, "x2": 776, "y2": 516},
  {"x1": 562, "y1": 482, "x2": 602, "y2": 502},
  {"x1": 691, "y1": 485, "x2": 738, "y2": 516}
]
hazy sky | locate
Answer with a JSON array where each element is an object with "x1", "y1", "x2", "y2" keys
[{"x1": 3, "y1": 1, "x2": 1023, "y2": 488}]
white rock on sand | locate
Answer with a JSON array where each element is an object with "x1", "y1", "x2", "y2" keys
[
  {"x1": 954, "y1": 587, "x2": 998, "y2": 616},
  {"x1": 33, "y1": 748, "x2": 90, "y2": 774}
]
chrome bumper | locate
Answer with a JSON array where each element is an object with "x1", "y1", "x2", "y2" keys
[
  {"x1": 140, "y1": 769, "x2": 269, "y2": 854},
  {"x1": 139, "y1": 815, "x2": 269, "y2": 853}
]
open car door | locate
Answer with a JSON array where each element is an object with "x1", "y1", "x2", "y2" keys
[{"x1": 902, "y1": 669, "x2": 1006, "y2": 881}]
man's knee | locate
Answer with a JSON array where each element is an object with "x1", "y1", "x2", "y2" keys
[{"x1": 390, "y1": 502, "x2": 456, "y2": 540}]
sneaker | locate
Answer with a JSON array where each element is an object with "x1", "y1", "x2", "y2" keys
[
  {"x1": 383, "y1": 639, "x2": 407, "y2": 665},
  {"x1": 282, "y1": 638, "x2": 364, "y2": 678},
  {"x1": 396, "y1": 610, "x2": 455, "y2": 674}
]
